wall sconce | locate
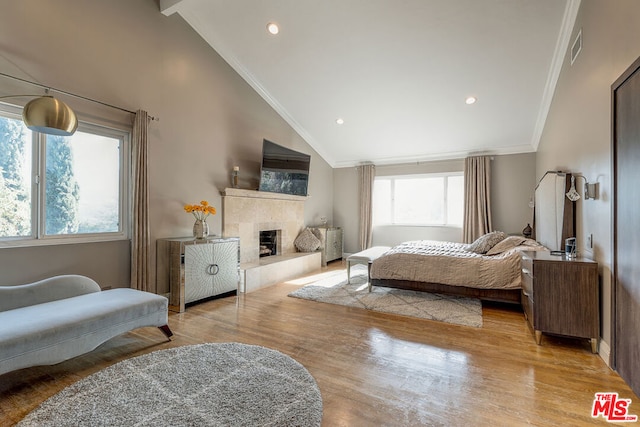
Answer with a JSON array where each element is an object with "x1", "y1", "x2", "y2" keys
[
  {"x1": 0, "y1": 91, "x2": 78, "y2": 136},
  {"x1": 566, "y1": 174, "x2": 598, "y2": 201},
  {"x1": 584, "y1": 182, "x2": 598, "y2": 199}
]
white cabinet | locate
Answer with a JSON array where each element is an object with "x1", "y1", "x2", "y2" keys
[
  {"x1": 312, "y1": 226, "x2": 343, "y2": 266},
  {"x1": 157, "y1": 237, "x2": 239, "y2": 312}
]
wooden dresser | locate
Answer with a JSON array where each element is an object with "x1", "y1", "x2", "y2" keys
[{"x1": 520, "y1": 251, "x2": 599, "y2": 353}]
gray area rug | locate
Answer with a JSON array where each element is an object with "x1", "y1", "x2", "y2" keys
[
  {"x1": 289, "y1": 265, "x2": 482, "y2": 327},
  {"x1": 18, "y1": 343, "x2": 323, "y2": 427}
]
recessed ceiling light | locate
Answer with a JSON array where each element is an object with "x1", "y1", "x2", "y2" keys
[
  {"x1": 465, "y1": 96, "x2": 477, "y2": 105},
  {"x1": 336, "y1": 118, "x2": 344, "y2": 125},
  {"x1": 266, "y1": 22, "x2": 279, "y2": 35}
]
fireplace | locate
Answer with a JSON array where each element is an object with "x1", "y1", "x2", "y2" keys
[
  {"x1": 221, "y1": 188, "x2": 307, "y2": 264},
  {"x1": 221, "y1": 188, "x2": 320, "y2": 293},
  {"x1": 259, "y1": 230, "x2": 279, "y2": 258}
]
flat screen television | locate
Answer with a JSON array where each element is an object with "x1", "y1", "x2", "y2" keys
[{"x1": 258, "y1": 139, "x2": 311, "y2": 196}]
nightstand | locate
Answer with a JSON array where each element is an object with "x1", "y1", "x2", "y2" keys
[
  {"x1": 520, "y1": 251, "x2": 599, "y2": 353},
  {"x1": 311, "y1": 226, "x2": 343, "y2": 266}
]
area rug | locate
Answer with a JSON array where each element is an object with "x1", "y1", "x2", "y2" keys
[
  {"x1": 18, "y1": 343, "x2": 323, "y2": 427},
  {"x1": 288, "y1": 265, "x2": 482, "y2": 327}
]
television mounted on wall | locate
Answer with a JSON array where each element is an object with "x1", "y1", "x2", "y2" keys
[{"x1": 258, "y1": 139, "x2": 310, "y2": 197}]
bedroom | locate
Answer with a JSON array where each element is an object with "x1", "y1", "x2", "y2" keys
[{"x1": 1, "y1": 0, "x2": 639, "y2": 425}]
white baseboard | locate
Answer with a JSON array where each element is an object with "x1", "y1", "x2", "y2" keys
[{"x1": 598, "y1": 339, "x2": 611, "y2": 367}]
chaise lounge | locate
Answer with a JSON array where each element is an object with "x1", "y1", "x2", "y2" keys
[{"x1": 0, "y1": 275, "x2": 172, "y2": 376}]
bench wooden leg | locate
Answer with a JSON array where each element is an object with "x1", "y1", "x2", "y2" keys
[
  {"x1": 158, "y1": 324, "x2": 173, "y2": 340},
  {"x1": 368, "y1": 262, "x2": 373, "y2": 292}
]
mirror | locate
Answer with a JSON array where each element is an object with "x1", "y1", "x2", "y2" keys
[{"x1": 534, "y1": 171, "x2": 576, "y2": 251}]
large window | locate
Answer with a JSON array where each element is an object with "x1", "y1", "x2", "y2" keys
[
  {"x1": 0, "y1": 106, "x2": 129, "y2": 245},
  {"x1": 373, "y1": 173, "x2": 463, "y2": 226}
]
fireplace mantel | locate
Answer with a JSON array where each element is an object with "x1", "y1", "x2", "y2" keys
[{"x1": 221, "y1": 188, "x2": 308, "y2": 202}]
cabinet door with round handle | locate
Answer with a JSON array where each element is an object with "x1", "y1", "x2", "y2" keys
[
  {"x1": 211, "y1": 240, "x2": 239, "y2": 295},
  {"x1": 184, "y1": 243, "x2": 216, "y2": 304}
]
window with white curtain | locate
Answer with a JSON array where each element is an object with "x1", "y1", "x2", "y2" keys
[
  {"x1": 373, "y1": 173, "x2": 463, "y2": 226},
  {"x1": 0, "y1": 105, "x2": 129, "y2": 245}
]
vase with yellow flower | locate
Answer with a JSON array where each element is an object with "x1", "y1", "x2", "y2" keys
[{"x1": 184, "y1": 200, "x2": 216, "y2": 240}]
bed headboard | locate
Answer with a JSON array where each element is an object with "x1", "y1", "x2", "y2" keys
[{"x1": 533, "y1": 171, "x2": 576, "y2": 251}]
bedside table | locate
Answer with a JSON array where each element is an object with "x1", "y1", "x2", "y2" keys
[
  {"x1": 311, "y1": 226, "x2": 343, "y2": 266},
  {"x1": 520, "y1": 251, "x2": 599, "y2": 353}
]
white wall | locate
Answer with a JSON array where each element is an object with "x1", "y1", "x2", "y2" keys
[
  {"x1": 0, "y1": 0, "x2": 333, "y2": 290},
  {"x1": 333, "y1": 153, "x2": 536, "y2": 253},
  {"x1": 536, "y1": 0, "x2": 640, "y2": 359},
  {"x1": 332, "y1": 166, "x2": 359, "y2": 253}
]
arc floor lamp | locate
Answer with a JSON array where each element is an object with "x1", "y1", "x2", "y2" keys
[{"x1": 0, "y1": 91, "x2": 78, "y2": 136}]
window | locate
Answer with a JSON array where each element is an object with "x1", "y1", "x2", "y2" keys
[
  {"x1": 0, "y1": 106, "x2": 129, "y2": 245},
  {"x1": 373, "y1": 173, "x2": 463, "y2": 226}
]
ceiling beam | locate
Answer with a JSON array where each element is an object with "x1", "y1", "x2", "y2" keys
[{"x1": 159, "y1": 0, "x2": 184, "y2": 17}]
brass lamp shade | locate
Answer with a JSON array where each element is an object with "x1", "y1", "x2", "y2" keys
[{"x1": 22, "y1": 96, "x2": 78, "y2": 136}]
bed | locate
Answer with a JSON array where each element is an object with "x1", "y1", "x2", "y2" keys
[
  {"x1": 370, "y1": 171, "x2": 576, "y2": 304},
  {"x1": 369, "y1": 235, "x2": 546, "y2": 304}
]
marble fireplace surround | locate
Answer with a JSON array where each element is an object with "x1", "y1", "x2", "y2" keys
[
  {"x1": 221, "y1": 188, "x2": 321, "y2": 292},
  {"x1": 221, "y1": 188, "x2": 306, "y2": 264}
]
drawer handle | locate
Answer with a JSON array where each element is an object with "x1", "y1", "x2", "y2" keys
[
  {"x1": 206, "y1": 264, "x2": 219, "y2": 275},
  {"x1": 522, "y1": 268, "x2": 531, "y2": 275},
  {"x1": 522, "y1": 290, "x2": 530, "y2": 298}
]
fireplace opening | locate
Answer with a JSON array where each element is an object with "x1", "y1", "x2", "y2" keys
[{"x1": 259, "y1": 230, "x2": 278, "y2": 258}]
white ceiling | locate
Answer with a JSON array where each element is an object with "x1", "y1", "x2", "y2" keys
[{"x1": 161, "y1": 0, "x2": 579, "y2": 167}]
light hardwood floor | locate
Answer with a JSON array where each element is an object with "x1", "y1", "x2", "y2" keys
[{"x1": 1, "y1": 262, "x2": 638, "y2": 426}]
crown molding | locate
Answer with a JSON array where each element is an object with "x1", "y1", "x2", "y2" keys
[{"x1": 531, "y1": 0, "x2": 582, "y2": 151}]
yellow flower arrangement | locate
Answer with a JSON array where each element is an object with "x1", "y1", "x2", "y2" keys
[{"x1": 184, "y1": 200, "x2": 216, "y2": 221}]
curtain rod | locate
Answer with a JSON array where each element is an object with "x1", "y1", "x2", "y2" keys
[{"x1": 0, "y1": 71, "x2": 159, "y2": 121}]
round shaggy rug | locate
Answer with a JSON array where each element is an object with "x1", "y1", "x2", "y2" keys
[{"x1": 18, "y1": 343, "x2": 323, "y2": 427}]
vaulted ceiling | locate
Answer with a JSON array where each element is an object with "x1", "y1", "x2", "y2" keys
[{"x1": 161, "y1": 0, "x2": 578, "y2": 167}]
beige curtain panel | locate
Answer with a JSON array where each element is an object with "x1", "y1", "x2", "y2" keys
[
  {"x1": 463, "y1": 156, "x2": 493, "y2": 243},
  {"x1": 358, "y1": 163, "x2": 375, "y2": 251},
  {"x1": 131, "y1": 110, "x2": 150, "y2": 292}
]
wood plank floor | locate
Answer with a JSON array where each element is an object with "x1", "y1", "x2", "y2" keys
[{"x1": 1, "y1": 262, "x2": 638, "y2": 426}]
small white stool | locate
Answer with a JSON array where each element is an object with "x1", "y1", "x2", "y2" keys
[{"x1": 346, "y1": 246, "x2": 390, "y2": 286}]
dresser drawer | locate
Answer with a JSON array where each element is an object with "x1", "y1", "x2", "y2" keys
[
  {"x1": 521, "y1": 266, "x2": 533, "y2": 299},
  {"x1": 521, "y1": 290, "x2": 534, "y2": 328}
]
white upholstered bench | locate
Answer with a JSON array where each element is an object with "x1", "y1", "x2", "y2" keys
[
  {"x1": 0, "y1": 275, "x2": 172, "y2": 376},
  {"x1": 346, "y1": 246, "x2": 390, "y2": 285}
]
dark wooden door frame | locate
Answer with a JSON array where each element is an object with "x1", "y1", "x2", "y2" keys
[{"x1": 611, "y1": 54, "x2": 640, "y2": 396}]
